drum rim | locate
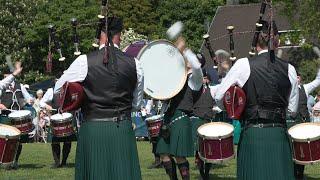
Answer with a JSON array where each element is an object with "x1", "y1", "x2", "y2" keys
[
  {"x1": 198, "y1": 151, "x2": 235, "y2": 164},
  {"x1": 293, "y1": 158, "x2": 320, "y2": 165},
  {"x1": 288, "y1": 122, "x2": 320, "y2": 142},
  {"x1": 50, "y1": 113, "x2": 73, "y2": 122},
  {"x1": 146, "y1": 114, "x2": 164, "y2": 121},
  {"x1": 197, "y1": 122, "x2": 234, "y2": 140},
  {"x1": 0, "y1": 123, "x2": 21, "y2": 139},
  {"x1": 137, "y1": 39, "x2": 188, "y2": 100}
]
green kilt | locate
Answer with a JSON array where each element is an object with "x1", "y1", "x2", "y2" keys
[
  {"x1": 237, "y1": 125, "x2": 295, "y2": 180},
  {"x1": 156, "y1": 110, "x2": 193, "y2": 157},
  {"x1": 75, "y1": 119, "x2": 141, "y2": 180},
  {"x1": 191, "y1": 116, "x2": 209, "y2": 152}
]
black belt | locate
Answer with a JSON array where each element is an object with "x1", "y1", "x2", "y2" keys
[
  {"x1": 87, "y1": 114, "x2": 130, "y2": 122},
  {"x1": 245, "y1": 123, "x2": 286, "y2": 129}
]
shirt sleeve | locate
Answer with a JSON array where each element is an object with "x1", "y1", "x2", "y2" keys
[
  {"x1": 184, "y1": 49, "x2": 203, "y2": 91},
  {"x1": 303, "y1": 69, "x2": 320, "y2": 96},
  {"x1": 145, "y1": 99, "x2": 154, "y2": 114},
  {"x1": 132, "y1": 58, "x2": 144, "y2": 111},
  {"x1": 214, "y1": 58, "x2": 251, "y2": 101},
  {"x1": 54, "y1": 55, "x2": 88, "y2": 93},
  {"x1": 288, "y1": 64, "x2": 299, "y2": 113},
  {"x1": 39, "y1": 88, "x2": 54, "y2": 108},
  {"x1": 0, "y1": 74, "x2": 15, "y2": 90},
  {"x1": 20, "y1": 84, "x2": 33, "y2": 101}
]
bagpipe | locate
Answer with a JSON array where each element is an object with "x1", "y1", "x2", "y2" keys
[{"x1": 52, "y1": 0, "x2": 110, "y2": 112}]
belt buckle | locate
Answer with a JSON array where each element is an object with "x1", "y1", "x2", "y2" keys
[
  {"x1": 112, "y1": 117, "x2": 118, "y2": 122},
  {"x1": 258, "y1": 123, "x2": 264, "y2": 128}
]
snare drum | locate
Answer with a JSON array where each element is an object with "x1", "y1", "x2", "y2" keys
[
  {"x1": 288, "y1": 123, "x2": 320, "y2": 165},
  {"x1": 0, "y1": 124, "x2": 21, "y2": 165},
  {"x1": 8, "y1": 110, "x2": 33, "y2": 134},
  {"x1": 197, "y1": 122, "x2": 234, "y2": 164},
  {"x1": 50, "y1": 113, "x2": 74, "y2": 137},
  {"x1": 145, "y1": 115, "x2": 163, "y2": 138}
]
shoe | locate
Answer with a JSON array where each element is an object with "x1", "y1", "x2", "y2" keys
[
  {"x1": 60, "y1": 161, "x2": 67, "y2": 168},
  {"x1": 51, "y1": 162, "x2": 61, "y2": 168}
]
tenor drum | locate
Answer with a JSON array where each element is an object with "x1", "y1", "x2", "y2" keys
[
  {"x1": 123, "y1": 40, "x2": 147, "y2": 58},
  {"x1": 50, "y1": 113, "x2": 74, "y2": 137},
  {"x1": 288, "y1": 123, "x2": 320, "y2": 165},
  {"x1": 197, "y1": 122, "x2": 234, "y2": 164},
  {"x1": 138, "y1": 40, "x2": 187, "y2": 100},
  {"x1": 0, "y1": 124, "x2": 21, "y2": 165},
  {"x1": 8, "y1": 110, "x2": 33, "y2": 134},
  {"x1": 145, "y1": 115, "x2": 163, "y2": 138}
]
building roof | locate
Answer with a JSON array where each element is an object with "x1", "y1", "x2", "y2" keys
[{"x1": 201, "y1": 3, "x2": 293, "y2": 65}]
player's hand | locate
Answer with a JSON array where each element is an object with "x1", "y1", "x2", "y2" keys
[
  {"x1": 12, "y1": 62, "x2": 23, "y2": 76},
  {"x1": 0, "y1": 104, "x2": 7, "y2": 110},
  {"x1": 45, "y1": 105, "x2": 53, "y2": 111},
  {"x1": 175, "y1": 37, "x2": 186, "y2": 53}
]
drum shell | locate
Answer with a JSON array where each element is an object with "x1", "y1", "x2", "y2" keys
[
  {"x1": 0, "y1": 124, "x2": 21, "y2": 165},
  {"x1": 9, "y1": 113, "x2": 33, "y2": 134},
  {"x1": 51, "y1": 118, "x2": 74, "y2": 138},
  {"x1": 292, "y1": 139, "x2": 320, "y2": 165},
  {"x1": 146, "y1": 118, "x2": 163, "y2": 138},
  {"x1": 198, "y1": 135, "x2": 234, "y2": 164}
]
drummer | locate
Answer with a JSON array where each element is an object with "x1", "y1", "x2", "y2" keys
[
  {"x1": 291, "y1": 69, "x2": 320, "y2": 179},
  {"x1": 0, "y1": 62, "x2": 34, "y2": 170},
  {"x1": 156, "y1": 37, "x2": 203, "y2": 180},
  {"x1": 192, "y1": 59, "x2": 215, "y2": 180},
  {"x1": 212, "y1": 20, "x2": 299, "y2": 180},
  {"x1": 39, "y1": 74, "x2": 76, "y2": 168}
]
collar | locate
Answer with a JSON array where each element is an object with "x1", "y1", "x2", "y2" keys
[
  {"x1": 99, "y1": 43, "x2": 119, "y2": 50},
  {"x1": 258, "y1": 49, "x2": 268, "y2": 55}
]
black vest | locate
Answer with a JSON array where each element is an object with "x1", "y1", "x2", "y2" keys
[
  {"x1": 165, "y1": 76, "x2": 200, "y2": 117},
  {"x1": 82, "y1": 47, "x2": 137, "y2": 119},
  {"x1": 298, "y1": 85, "x2": 310, "y2": 121},
  {"x1": 193, "y1": 85, "x2": 215, "y2": 119},
  {"x1": 242, "y1": 53, "x2": 291, "y2": 121},
  {"x1": 1, "y1": 82, "x2": 25, "y2": 110}
]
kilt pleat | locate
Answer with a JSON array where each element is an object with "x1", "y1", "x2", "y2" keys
[{"x1": 75, "y1": 120, "x2": 142, "y2": 180}]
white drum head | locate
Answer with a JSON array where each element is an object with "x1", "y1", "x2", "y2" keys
[
  {"x1": 8, "y1": 110, "x2": 31, "y2": 118},
  {"x1": 288, "y1": 123, "x2": 320, "y2": 141},
  {"x1": 146, "y1": 115, "x2": 164, "y2": 121},
  {"x1": 138, "y1": 40, "x2": 187, "y2": 100},
  {"x1": 0, "y1": 124, "x2": 20, "y2": 137},
  {"x1": 198, "y1": 122, "x2": 234, "y2": 137},
  {"x1": 51, "y1": 113, "x2": 73, "y2": 121}
]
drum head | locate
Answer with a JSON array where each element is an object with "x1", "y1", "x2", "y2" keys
[
  {"x1": 0, "y1": 124, "x2": 21, "y2": 138},
  {"x1": 288, "y1": 123, "x2": 320, "y2": 141},
  {"x1": 146, "y1": 115, "x2": 164, "y2": 121},
  {"x1": 51, "y1": 113, "x2": 73, "y2": 122},
  {"x1": 198, "y1": 122, "x2": 234, "y2": 139},
  {"x1": 138, "y1": 40, "x2": 187, "y2": 100},
  {"x1": 8, "y1": 110, "x2": 31, "y2": 118}
]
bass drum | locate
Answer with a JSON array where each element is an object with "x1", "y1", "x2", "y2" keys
[{"x1": 138, "y1": 40, "x2": 187, "y2": 100}]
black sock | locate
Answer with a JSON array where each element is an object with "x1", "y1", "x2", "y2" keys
[
  {"x1": 163, "y1": 159, "x2": 178, "y2": 180},
  {"x1": 177, "y1": 161, "x2": 190, "y2": 180},
  {"x1": 15, "y1": 144, "x2": 22, "y2": 162},
  {"x1": 204, "y1": 163, "x2": 211, "y2": 180},
  {"x1": 61, "y1": 142, "x2": 71, "y2": 164},
  {"x1": 294, "y1": 163, "x2": 305, "y2": 179},
  {"x1": 51, "y1": 143, "x2": 61, "y2": 165}
]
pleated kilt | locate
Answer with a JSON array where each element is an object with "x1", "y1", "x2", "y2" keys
[
  {"x1": 237, "y1": 125, "x2": 295, "y2": 180},
  {"x1": 191, "y1": 116, "x2": 209, "y2": 152},
  {"x1": 75, "y1": 119, "x2": 142, "y2": 180},
  {"x1": 156, "y1": 110, "x2": 193, "y2": 157}
]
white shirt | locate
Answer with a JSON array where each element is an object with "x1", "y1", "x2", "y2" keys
[
  {"x1": 184, "y1": 49, "x2": 203, "y2": 91},
  {"x1": 39, "y1": 88, "x2": 53, "y2": 108},
  {"x1": 4, "y1": 81, "x2": 33, "y2": 101},
  {"x1": 302, "y1": 69, "x2": 320, "y2": 97},
  {"x1": 212, "y1": 50, "x2": 299, "y2": 113},
  {"x1": 0, "y1": 75, "x2": 15, "y2": 93},
  {"x1": 54, "y1": 44, "x2": 144, "y2": 111}
]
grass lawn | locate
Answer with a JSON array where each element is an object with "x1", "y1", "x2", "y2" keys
[{"x1": 0, "y1": 141, "x2": 319, "y2": 180}]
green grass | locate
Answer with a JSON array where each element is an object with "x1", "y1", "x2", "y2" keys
[{"x1": 0, "y1": 142, "x2": 319, "y2": 180}]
